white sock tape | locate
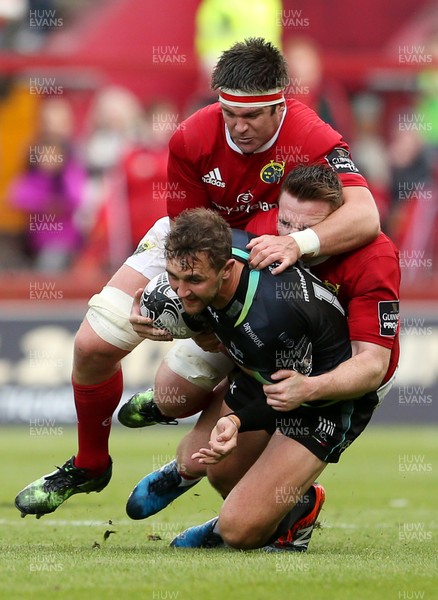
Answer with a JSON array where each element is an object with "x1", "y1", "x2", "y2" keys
[{"x1": 288, "y1": 229, "x2": 320, "y2": 257}]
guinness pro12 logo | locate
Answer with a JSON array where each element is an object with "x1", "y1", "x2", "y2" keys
[{"x1": 378, "y1": 301, "x2": 400, "y2": 336}]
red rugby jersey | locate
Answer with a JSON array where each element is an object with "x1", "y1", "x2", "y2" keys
[
  {"x1": 167, "y1": 99, "x2": 368, "y2": 228},
  {"x1": 246, "y1": 208, "x2": 400, "y2": 384}
]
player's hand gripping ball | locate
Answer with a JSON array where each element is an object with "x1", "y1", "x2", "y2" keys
[{"x1": 140, "y1": 272, "x2": 206, "y2": 339}]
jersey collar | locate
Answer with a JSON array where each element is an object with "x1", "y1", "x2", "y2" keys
[{"x1": 224, "y1": 104, "x2": 288, "y2": 155}]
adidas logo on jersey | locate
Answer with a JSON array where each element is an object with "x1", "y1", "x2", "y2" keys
[{"x1": 202, "y1": 167, "x2": 226, "y2": 188}]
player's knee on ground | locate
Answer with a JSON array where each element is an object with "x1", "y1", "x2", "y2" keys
[{"x1": 219, "y1": 512, "x2": 270, "y2": 549}]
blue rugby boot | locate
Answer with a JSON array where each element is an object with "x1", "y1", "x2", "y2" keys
[
  {"x1": 126, "y1": 460, "x2": 201, "y2": 519},
  {"x1": 170, "y1": 517, "x2": 224, "y2": 548}
]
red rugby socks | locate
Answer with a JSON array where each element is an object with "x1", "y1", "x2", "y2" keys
[{"x1": 73, "y1": 369, "x2": 123, "y2": 476}]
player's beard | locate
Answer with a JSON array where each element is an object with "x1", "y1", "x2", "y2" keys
[
  {"x1": 180, "y1": 296, "x2": 207, "y2": 315},
  {"x1": 181, "y1": 281, "x2": 224, "y2": 315}
]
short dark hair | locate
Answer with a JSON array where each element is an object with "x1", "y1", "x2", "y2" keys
[
  {"x1": 281, "y1": 164, "x2": 343, "y2": 208},
  {"x1": 211, "y1": 37, "x2": 289, "y2": 92},
  {"x1": 165, "y1": 208, "x2": 232, "y2": 272}
]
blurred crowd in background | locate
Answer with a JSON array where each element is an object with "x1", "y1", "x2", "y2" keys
[{"x1": 0, "y1": 0, "x2": 437, "y2": 285}]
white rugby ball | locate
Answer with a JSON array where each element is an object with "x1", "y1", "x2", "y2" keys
[{"x1": 140, "y1": 272, "x2": 206, "y2": 339}]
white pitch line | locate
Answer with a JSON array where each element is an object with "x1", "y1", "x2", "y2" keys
[
  {"x1": 0, "y1": 519, "x2": 389, "y2": 529},
  {"x1": 0, "y1": 518, "x2": 134, "y2": 526}
]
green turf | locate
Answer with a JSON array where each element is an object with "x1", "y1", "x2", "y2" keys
[{"x1": 1, "y1": 424, "x2": 436, "y2": 599}]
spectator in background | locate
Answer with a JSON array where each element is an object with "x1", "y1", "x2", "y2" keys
[
  {"x1": 123, "y1": 100, "x2": 175, "y2": 246},
  {"x1": 195, "y1": 0, "x2": 282, "y2": 70},
  {"x1": 386, "y1": 123, "x2": 436, "y2": 283},
  {"x1": 351, "y1": 93, "x2": 391, "y2": 223},
  {"x1": 80, "y1": 86, "x2": 144, "y2": 213},
  {"x1": 73, "y1": 99, "x2": 172, "y2": 273},
  {"x1": 0, "y1": 0, "x2": 68, "y2": 53},
  {"x1": 191, "y1": 0, "x2": 282, "y2": 111},
  {"x1": 414, "y1": 27, "x2": 438, "y2": 275},
  {"x1": 283, "y1": 36, "x2": 354, "y2": 141},
  {"x1": 9, "y1": 97, "x2": 86, "y2": 271},
  {"x1": 83, "y1": 86, "x2": 144, "y2": 180},
  {"x1": 416, "y1": 27, "x2": 438, "y2": 155},
  {"x1": 0, "y1": 0, "x2": 27, "y2": 50},
  {"x1": 73, "y1": 86, "x2": 146, "y2": 272}
]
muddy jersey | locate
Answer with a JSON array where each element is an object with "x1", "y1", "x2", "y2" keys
[
  {"x1": 203, "y1": 230, "x2": 352, "y2": 401},
  {"x1": 167, "y1": 99, "x2": 368, "y2": 229},
  {"x1": 246, "y1": 209, "x2": 400, "y2": 383}
]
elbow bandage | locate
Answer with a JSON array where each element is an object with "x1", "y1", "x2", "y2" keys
[{"x1": 288, "y1": 229, "x2": 320, "y2": 257}]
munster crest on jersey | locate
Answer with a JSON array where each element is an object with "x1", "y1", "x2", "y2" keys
[
  {"x1": 133, "y1": 239, "x2": 156, "y2": 255},
  {"x1": 260, "y1": 160, "x2": 285, "y2": 184}
]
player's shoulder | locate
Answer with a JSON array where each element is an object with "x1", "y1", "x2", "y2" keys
[
  {"x1": 231, "y1": 229, "x2": 253, "y2": 254},
  {"x1": 283, "y1": 98, "x2": 333, "y2": 132},
  {"x1": 319, "y1": 233, "x2": 400, "y2": 285},
  {"x1": 245, "y1": 208, "x2": 278, "y2": 236},
  {"x1": 284, "y1": 97, "x2": 319, "y2": 120},
  {"x1": 281, "y1": 98, "x2": 346, "y2": 154},
  {"x1": 372, "y1": 232, "x2": 399, "y2": 253},
  {"x1": 169, "y1": 103, "x2": 223, "y2": 157},
  {"x1": 348, "y1": 232, "x2": 399, "y2": 261},
  {"x1": 183, "y1": 102, "x2": 222, "y2": 127}
]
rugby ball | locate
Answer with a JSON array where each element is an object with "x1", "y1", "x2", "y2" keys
[{"x1": 140, "y1": 272, "x2": 206, "y2": 339}]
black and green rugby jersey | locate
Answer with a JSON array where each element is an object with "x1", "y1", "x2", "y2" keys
[{"x1": 204, "y1": 229, "x2": 351, "y2": 387}]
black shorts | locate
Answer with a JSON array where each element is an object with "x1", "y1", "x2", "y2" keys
[{"x1": 225, "y1": 371, "x2": 380, "y2": 464}]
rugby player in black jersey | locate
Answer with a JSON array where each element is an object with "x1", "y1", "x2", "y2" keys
[{"x1": 157, "y1": 207, "x2": 380, "y2": 551}]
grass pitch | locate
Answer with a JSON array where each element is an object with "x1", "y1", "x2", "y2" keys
[{"x1": 1, "y1": 424, "x2": 437, "y2": 600}]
